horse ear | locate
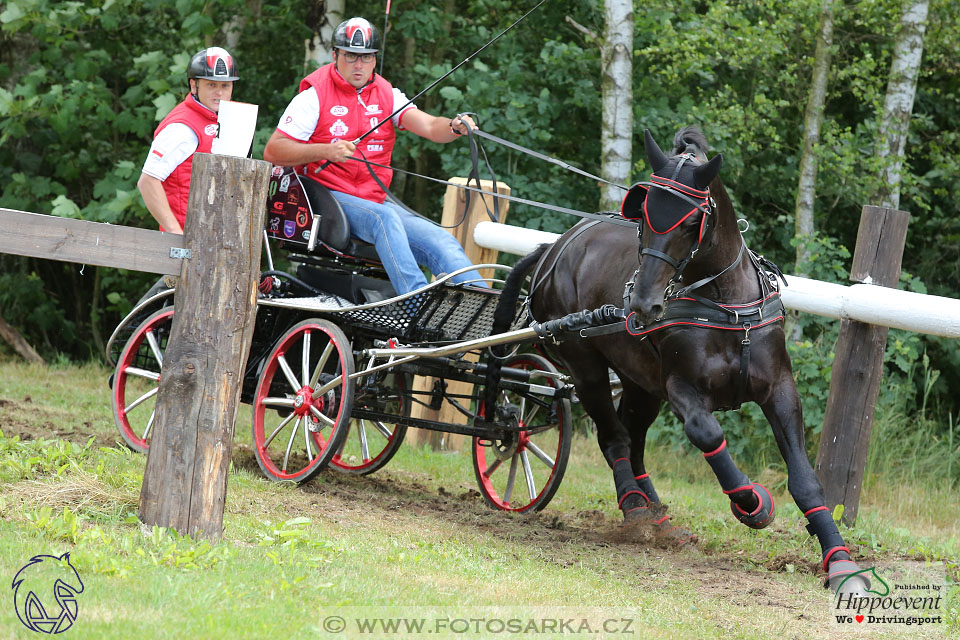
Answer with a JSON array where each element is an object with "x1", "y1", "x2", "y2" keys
[
  {"x1": 644, "y1": 129, "x2": 668, "y2": 173},
  {"x1": 693, "y1": 153, "x2": 723, "y2": 189}
]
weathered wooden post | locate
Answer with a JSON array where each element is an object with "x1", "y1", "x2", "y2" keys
[
  {"x1": 410, "y1": 178, "x2": 510, "y2": 450},
  {"x1": 815, "y1": 205, "x2": 910, "y2": 526},
  {"x1": 139, "y1": 154, "x2": 270, "y2": 541}
]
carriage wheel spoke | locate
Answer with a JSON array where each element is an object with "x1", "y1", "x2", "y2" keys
[
  {"x1": 282, "y1": 417, "x2": 301, "y2": 472},
  {"x1": 309, "y1": 405, "x2": 335, "y2": 428},
  {"x1": 145, "y1": 330, "x2": 164, "y2": 367},
  {"x1": 301, "y1": 331, "x2": 311, "y2": 387},
  {"x1": 521, "y1": 450, "x2": 537, "y2": 501},
  {"x1": 264, "y1": 411, "x2": 296, "y2": 448},
  {"x1": 124, "y1": 366, "x2": 160, "y2": 382},
  {"x1": 309, "y1": 341, "x2": 335, "y2": 389},
  {"x1": 525, "y1": 441, "x2": 555, "y2": 468},
  {"x1": 313, "y1": 375, "x2": 343, "y2": 397},
  {"x1": 522, "y1": 400, "x2": 541, "y2": 426},
  {"x1": 125, "y1": 386, "x2": 159, "y2": 414},
  {"x1": 371, "y1": 419, "x2": 392, "y2": 440},
  {"x1": 358, "y1": 421, "x2": 370, "y2": 462},
  {"x1": 261, "y1": 397, "x2": 296, "y2": 409},
  {"x1": 277, "y1": 355, "x2": 300, "y2": 394},
  {"x1": 484, "y1": 456, "x2": 503, "y2": 478},
  {"x1": 141, "y1": 409, "x2": 156, "y2": 441},
  {"x1": 303, "y1": 417, "x2": 314, "y2": 462},
  {"x1": 504, "y1": 455, "x2": 519, "y2": 505}
]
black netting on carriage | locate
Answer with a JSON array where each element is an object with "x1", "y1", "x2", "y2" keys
[{"x1": 341, "y1": 286, "x2": 526, "y2": 343}]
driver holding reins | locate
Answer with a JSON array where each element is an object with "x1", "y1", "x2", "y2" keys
[{"x1": 263, "y1": 17, "x2": 484, "y2": 295}]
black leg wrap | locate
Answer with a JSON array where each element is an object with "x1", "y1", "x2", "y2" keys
[
  {"x1": 804, "y1": 507, "x2": 868, "y2": 592},
  {"x1": 805, "y1": 509, "x2": 847, "y2": 565},
  {"x1": 703, "y1": 441, "x2": 751, "y2": 494},
  {"x1": 635, "y1": 474, "x2": 660, "y2": 503},
  {"x1": 613, "y1": 458, "x2": 648, "y2": 512}
]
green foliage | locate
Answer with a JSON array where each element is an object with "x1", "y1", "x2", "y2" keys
[{"x1": 0, "y1": 428, "x2": 94, "y2": 482}]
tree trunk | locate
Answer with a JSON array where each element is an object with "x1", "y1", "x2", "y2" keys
[
  {"x1": 305, "y1": 0, "x2": 345, "y2": 69},
  {"x1": 794, "y1": 0, "x2": 837, "y2": 276},
  {"x1": 873, "y1": 0, "x2": 929, "y2": 210},
  {"x1": 599, "y1": 0, "x2": 633, "y2": 212},
  {"x1": 0, "y1": 316, "x2": 45, "y2": 364}
]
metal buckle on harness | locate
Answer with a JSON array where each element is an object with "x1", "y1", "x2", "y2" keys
[{"x1": 742, "y1": 322, "x2": 752, "y2": 345}]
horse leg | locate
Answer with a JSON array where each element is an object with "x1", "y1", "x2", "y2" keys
[
  {"x1": 760, "y1": 378, "x2": 869, "y2": 594},
  {"x1": 618, "y1": 378, "x2": 696, "y2": 544},
  {"x1": 666, "y1": 377, "x2": 775, "y2": 529},
  {"x1": 565, "y1": 358, "x2": 650, "y2": 519}
]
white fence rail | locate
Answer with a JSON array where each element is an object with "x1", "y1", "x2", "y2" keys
[{"x1": 473, "y1": 221, "x2": 960, "y2": 339}]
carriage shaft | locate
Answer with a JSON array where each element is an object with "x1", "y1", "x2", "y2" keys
[{"x1": 362, "y1": 326, "x2": 539, "y2": 359}]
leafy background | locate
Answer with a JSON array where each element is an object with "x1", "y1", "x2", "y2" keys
[{"x1": 1, "y1": 0, "x2": 957, "y2": 474}]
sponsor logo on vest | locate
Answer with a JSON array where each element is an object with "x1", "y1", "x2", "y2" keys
[
  {"x1": 367, "y1": 144, "x2": 383, "y2": 152},
  {"x1": 204, "y1": 124, "x2": 219, "y2": 136},
  {"x1": 283, "y1": 220, "x2": 296, "y2": 239},
  {"x1": 329, "y1": 119, "x2": 349, "y2": 137},
  {"x1": 279, "y1": 175, "x2": 290, "y2": 193},
  {"x1": 365, "y1": 104, "x2": 382, "y2": 115},
  {"x1": 331, "y1": 105, "x2": 348, "y2": 116}
]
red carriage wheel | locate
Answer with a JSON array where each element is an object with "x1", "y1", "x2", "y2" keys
[
  {"x1": 112, "y1": 307, "x2": 174, "y2": 453},
  {"x1": 472, "y1": 353, "x2": 572, "y2": 512},
  {"x1": 252, "y1": 319, "x2": 354, "y2": 483}
]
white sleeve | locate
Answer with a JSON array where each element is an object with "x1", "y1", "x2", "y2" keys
[
  {"x1": 392, "y1": 87, "x2": 417, "y2": 129},
  {"x1": 141, "y1": 123, "x2": 199, "y2": 181},
  {"x1": 276, "y1": 88, "x2": 321, "y2": 141}
]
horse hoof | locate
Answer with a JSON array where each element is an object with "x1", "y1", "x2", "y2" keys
[
  {"x1": 730, "y1": 483, "x2": 775, "y2": 529},
  {"x1": 826, "y1": 560, "x2": 871, "y2": 595}
]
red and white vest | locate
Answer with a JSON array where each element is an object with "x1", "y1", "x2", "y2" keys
[
  {"x1": 299, "y1": 64, "x2": 400, "y2": 204},
  {"x1": 154, "y1": 95, "x2": 219, "y2": 229}
]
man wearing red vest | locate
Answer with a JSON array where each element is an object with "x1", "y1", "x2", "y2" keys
[
  {"x1": 138, "y1": 47, "x2": 238, "y2": 234},
  {"x1": 263, "y1": 17, "x2": 484, "y2": 295}
]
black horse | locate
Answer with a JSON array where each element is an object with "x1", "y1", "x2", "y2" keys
[{"x1": 489, "y1": 127, "x2": 867, "y2": 592}]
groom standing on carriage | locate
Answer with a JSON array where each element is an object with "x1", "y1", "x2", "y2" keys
[{"x1": 263, "y1": 17, "x2": 484, "y2": 295}]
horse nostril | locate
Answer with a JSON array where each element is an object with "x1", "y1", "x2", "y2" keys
[{"x1": 647, "y1": 304, "x2": 663, "y2": 321}]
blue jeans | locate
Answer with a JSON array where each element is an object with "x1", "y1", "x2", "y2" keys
[{"x1": 331, "y1": 191, "x2": 484, "y2": 295}]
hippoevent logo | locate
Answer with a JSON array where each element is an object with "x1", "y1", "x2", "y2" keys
[
  {"x1": 11, "y1": 552, "x2": 84, "y2": 634},
  {"x1": 832, "y1": 561, "x2": 945, "y2": 632}
]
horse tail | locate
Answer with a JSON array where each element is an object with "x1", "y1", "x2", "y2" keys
[
  {"x1": 481, "y1": 243, "x2": 551, "y2": 421},
  {"x1": 673, "y1": 126, "x2": 709, "y2": 161}
]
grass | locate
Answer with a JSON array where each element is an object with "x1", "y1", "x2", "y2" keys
[{"x1": 0, "y1": 358, "x2": 957, "y2": 639}]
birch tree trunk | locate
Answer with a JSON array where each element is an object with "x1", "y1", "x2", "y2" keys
[
  {"x1": 794, "y1": 0, "x2": 838, "y2": 276},
  {"x1": 873, "y1": 0, "x2": 929, "y2": 210},
  {"x1": 599, "y1": 0, "x2": 633, "y2": 211},
  {"x1": 305, "y1": 0, "x2": 345, "y2": 69}
]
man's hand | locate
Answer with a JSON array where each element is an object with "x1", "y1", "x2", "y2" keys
[
  {"x1": 450, "y1": 114, "x2": 477, "y2": 136},
  {"x1": 329, "y1": 139, "x2": 356, "y2": 163}
]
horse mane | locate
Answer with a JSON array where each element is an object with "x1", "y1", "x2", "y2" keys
[{"x1": 672, "y1": 126, "x2": 709, "y2": 162}]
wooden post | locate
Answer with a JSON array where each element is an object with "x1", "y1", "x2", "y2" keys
[
  {"x1": 815, "y1": 205, "x2": 909, "y2": 526},
  {"x1": 410, "y1": 178, "x2": 510, "y2": 450},
  {"x1": 139, "y1": 154, "x2": 270, "y2": 541}
]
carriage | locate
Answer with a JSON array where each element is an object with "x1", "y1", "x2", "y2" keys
[{"x1": 105, "y1": 167, "x2": 573, "y2": 513}]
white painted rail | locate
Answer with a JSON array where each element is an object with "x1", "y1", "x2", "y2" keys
[{"x1": 473, "y1": 221, "x2": 960, "y2": 339}]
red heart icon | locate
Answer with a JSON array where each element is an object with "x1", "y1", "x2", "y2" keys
[{"x1": 855, "y1": 615, "x2": 864, "y2": 623}]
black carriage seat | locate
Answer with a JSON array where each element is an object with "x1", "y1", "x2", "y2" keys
[{"x1": 297, "y1": 176, "x2": 383, "y2": 263}]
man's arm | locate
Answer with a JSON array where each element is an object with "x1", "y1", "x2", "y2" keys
[
  {"x1": 263, "y1": 131, "x2": 356, "y2": 166},
  {"x1": 401, "y1": 110, "x2": 476, "y2": 143},
  {"x1": 137, "y1": 173, "x2": 183, "y2": 234}
]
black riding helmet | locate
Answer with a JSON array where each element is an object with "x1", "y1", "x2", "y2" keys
[
  {"x1": 332, "y1": 17, "x2": 381, "y2": 53},
  {"x1": 187, "y1": 46, "x2": 239, "y2": 82}
]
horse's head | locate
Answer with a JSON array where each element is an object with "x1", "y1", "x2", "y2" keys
[{"x1": 622, "y1": 127, "x2": 723, "y2": 324}]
